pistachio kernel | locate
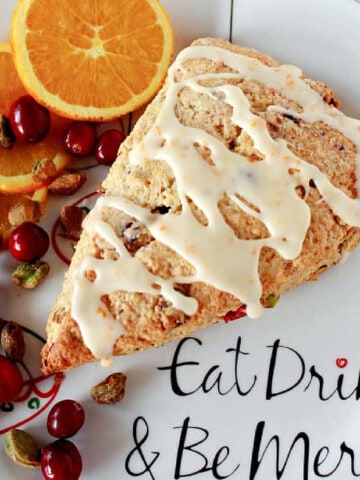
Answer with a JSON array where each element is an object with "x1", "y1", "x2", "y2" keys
[
  {"x1": 12, "y1": 260, "x2": 50, "y2": 289},
  {"x1": 0, "y1": 114, "x2": 15, "y2": 149},
  {"x1": 1, "y1": 321, "x2": 25, "y2": 362},
  {"x1": 4, "y1": 429, "x2": 41, "y2": 468},
  {"x1": 8, "y1": 200, "x2": 42, "y2": 227},
  {"x1": 32, "y1": 158, "x2": 56, "y2": 183},
  {"x1": 48, "y1": 170, "x2": 87, "y2": 195},
  {"x1": 266, "y1": 294, "x2": 279, "y2": 308},
  {"x1": 91, "y1": 372, "x2": 127, "y2": 405}
]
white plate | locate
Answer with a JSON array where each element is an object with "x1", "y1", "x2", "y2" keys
[{"x1": 1, "y1": 1, "x2": 360, "y2": 479}]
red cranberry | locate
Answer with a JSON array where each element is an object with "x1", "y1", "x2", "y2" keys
[
  {"x1": 41, "y1": 439, "x2": 82, "y2": 480},
  {"x1": 0, "y1": 354, "x2": 23, "y2": 402},
  {"x1": 9, "y1": 95, "x2": 50, "y2": 144},
  {"x1": 8, "y1": 222, "x2": 49, "y2": 262},
  {"x1": 47, "y1": 399, "x2": 85, "y2": 439},
  {"x1": 95, "y1": 129, "x2": 125, "y2": 166},
  {"x1": 224, "y1": 304, "x2": 247, "y2": 323},
  {"x1": 63, "y1": 122, "x2": 97, "y2": 157}
]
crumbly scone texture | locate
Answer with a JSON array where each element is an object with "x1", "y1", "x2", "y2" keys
[{"x1": 41, "y1": 37, "x2": 360, "y2": 374}]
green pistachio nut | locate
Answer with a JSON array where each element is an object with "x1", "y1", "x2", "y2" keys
[
  {"x1": 12, "y1": 260, "x2": 50, "y2": 289},
  {"x1": 266, "y1": 294, "x2": 279, "y2": 308},
  {"x1": 91, "y1": 372, "x2": 127, "y2": 405},
  {"x1": 4, "y1": 429, "x2": 41, "y2": 468}
]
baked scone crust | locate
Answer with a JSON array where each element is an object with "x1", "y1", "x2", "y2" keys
[{"x1": 41, "y1": 38, "x2": 360, "y2": 374}]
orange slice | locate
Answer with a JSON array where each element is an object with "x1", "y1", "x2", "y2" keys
[
  {"x1": 0, "y1": 186, "x2": 48, "y2": 250},
  {"x1": 10, "y1": 0, "x2": 174, "y2": 121},
  {"x1": 0, "y1": 42, "x2": 72, "y2": 194}
]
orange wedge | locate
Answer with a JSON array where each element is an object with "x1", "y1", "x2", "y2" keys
[
  {"x1": 10, "y1": 0, "x2": 174, "y2": 121},
  {"x1": 0, "y1": 42, "x2": 72, "y2": 194}
]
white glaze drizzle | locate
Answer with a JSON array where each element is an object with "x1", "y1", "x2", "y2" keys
[{"x1": 71, "y1": 44, "x2": 360, "y2": 360}]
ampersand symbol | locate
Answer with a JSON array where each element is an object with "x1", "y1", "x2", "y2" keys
[{"x1": 125, "y1": 416, "x2": 160, "y2": 479}]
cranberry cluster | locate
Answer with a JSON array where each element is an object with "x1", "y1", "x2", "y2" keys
[
  {"x1": 64, "y1": 121, "x2": 125, "y2": 165},
  {"x1": 7, "y1": 94, "x2": 125, "y2": 165},
  {"x1": 0, "y1": 322, "x2": 84, "y2": 479},
  {"x1": 42, "y1": 399, "x2": 85, "y2": 480}
]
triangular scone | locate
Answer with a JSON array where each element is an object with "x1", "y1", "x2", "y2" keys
[{"x1": 41, "y1": 38, "x2": 360, "y2": 374}]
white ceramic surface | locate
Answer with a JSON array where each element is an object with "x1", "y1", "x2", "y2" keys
[{"x1": 1, "y1": 1, "x2": 360, "y2": 479}]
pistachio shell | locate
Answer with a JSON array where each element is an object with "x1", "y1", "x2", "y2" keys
[
  {"x1": 91, "y1": 372, "x2": 127, "y2": 405},
  {"x1": 1, "y1": 321, "x2": 25, "y2": 362},
  {"x1": 12, "y1": 260, "x2": 50, "y2": 289},
  {"x1": 32, "y1": 158, "x2": 56, "y2": 183},
  {"x1": 4, "y1": 429, "x2": 41, "y2": 468}
]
